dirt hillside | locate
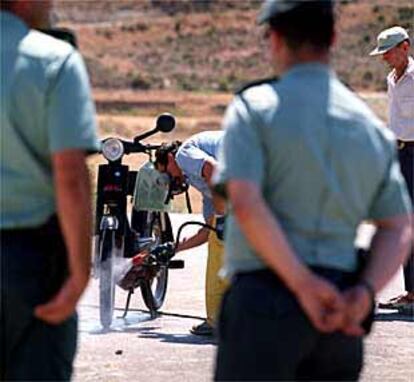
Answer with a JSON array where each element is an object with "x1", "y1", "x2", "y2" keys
[{"x1": 55, "y1": 0, "x2": 414, "y2": 92}]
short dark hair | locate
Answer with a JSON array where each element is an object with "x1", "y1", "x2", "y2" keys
[
  {"x1": 155, "y1": 141, "x2": 182, "y2": 168},
  {"x1": 268, "y1": 1, "x2": 335, "y2": 51},
  {"x1": 0, "y1": 0, "x2": 16, "y2": 11}
]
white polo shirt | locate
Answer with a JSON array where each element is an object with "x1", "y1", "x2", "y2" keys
[{"x1": 387, "y1": 56, "x2": 414, "y2": 141}]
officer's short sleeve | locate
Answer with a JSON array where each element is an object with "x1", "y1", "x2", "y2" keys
[
  {"x1": 176, "y1": 142, "x2": 214, "y2": 179},
  {"x1": 214, "y1": 96, "x2": 264, "y2": 188},
  {"x1": 367, "y1": 148, "x2": 412, "y2": 220},
  {"x1": 47, "y1": 51, "x2": 100, "y2": 153}
]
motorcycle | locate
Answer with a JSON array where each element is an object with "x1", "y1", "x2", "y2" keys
[{"x1": 93, "y1": 113, "x2": 185, "y2": 328}]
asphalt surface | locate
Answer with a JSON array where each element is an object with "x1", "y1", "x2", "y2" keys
[{"x1": 73, "y1": 214, "x2": 414, "y2": 382}]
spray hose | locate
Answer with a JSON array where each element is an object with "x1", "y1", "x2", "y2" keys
[
  {"x1": 148, "y1": 221, "x2": 217, "y2": 263},
  {"x1": 174, "y1": 221, "x2": 217, "y2": 249},
  {"x1": 150, "y1": 220, "x2": 223, "y2": 263}
]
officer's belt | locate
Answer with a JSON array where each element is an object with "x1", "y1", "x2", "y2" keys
[{"x1": 397, "y1": 140, "x2": 414, "y2": 150}]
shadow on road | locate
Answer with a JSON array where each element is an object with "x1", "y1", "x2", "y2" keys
[
  {"x1": 375, "y1": 311, "x2": 414, "y2": 322},
  {"x1": 138, "y1": 328, "x2": 217, "y2": 346},
  {"x1": 80, "y1": 306, "x2": 213, "y2": 341}
]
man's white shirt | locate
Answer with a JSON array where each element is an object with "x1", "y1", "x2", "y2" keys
[{"x1": 387, "y1": 56, "x2": 414, "y2": 141}]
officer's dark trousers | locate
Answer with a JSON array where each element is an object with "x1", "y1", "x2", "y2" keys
[
  {"x1": 398, "y1": 144, "x2": 414, "y2": 293},
  {"x1": 0, "y1": 217, "x2": 77, "y2": 381},
  {"x1": 215, "y1": 269, "x2": 363, "y2": 381}
]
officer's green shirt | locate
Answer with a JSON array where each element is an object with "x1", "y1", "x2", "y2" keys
[
  {"x1": 0, "y1": 11, "x2": 100, "y2": 228},
  {"x1": 216, "y1": 63, "x2": 411, "y2": 276}
]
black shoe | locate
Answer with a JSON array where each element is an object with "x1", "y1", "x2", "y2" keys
[
  {"x1": 190, "y1": 320, "x2": 214, "y2": 336},
  {"x1": 378, "y1": 293, "x2": 414, "y2": 310}
]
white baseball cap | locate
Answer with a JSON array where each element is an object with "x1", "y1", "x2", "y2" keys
[{"x1": 369, "y1": 26, "x2": 410, "y2": 56}]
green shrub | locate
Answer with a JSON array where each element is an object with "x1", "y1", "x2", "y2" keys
[
  {"x1": 102, "y1": 29, "x2": 113, "y2": 39},
  {"x1": 377, "y1": 15, "x2": 385, "y2": 24},
  {"x1": 130, "y1": 73, "x2": 151, "y2": 90},
  {"x1": 363, "y1": 71, "x2": 373, "y2": 82},
  {"x1": 372, "y1": 5, "x2": 380, "y2": 13},
  {"x1": 398, "y1": 7, "x2": 414, "y2": 22}
]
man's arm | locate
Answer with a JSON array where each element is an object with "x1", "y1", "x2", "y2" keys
[
  {"x1": 176, "y1": 216, "x2": 213, "y2": 253},
  {"x1": 201, "y1": 158, "x2": 216, "y2": 184},
  {"x1": 174, "y1": 158, "x2": 222, "y2": 253},
  {"x1": 365, "y1": 214, "x2": 412, "y2": 291},
  {"x1": 35, "y1": 149, "x2": 92, "y2": 324},
  {"x1": 202, "y1": 159, "x2": 226, "y2": 215},
  {"x1": 227, "y1": 179, "x2": 346, "y2": 333},
  {"x1": 342, "y1": 213, "x2": 412, "y2": 335}
]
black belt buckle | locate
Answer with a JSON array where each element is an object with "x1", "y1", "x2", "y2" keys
[
  {"x1": 397, "y1": 140, "x2": 405, "y2": 150},
  {"x1": 397, "y1": 140, "x2": 414, "y2": 150},
  {"x1": 215, "y1": 215, "x2": 226, "y2": 241},
  {"x1": 361, "y1": 304, "x2": 375, "y2": 334}
]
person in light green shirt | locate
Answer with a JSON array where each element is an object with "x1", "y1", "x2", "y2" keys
[
  {"x1": 1, "y1": 11, "x2": 98, "y2": 228},
  {"x1": 214, "y1": 1, "x2": 412, "y2": 380},
  {"x1": 0, "y1": 1, "x2": 99, "y2": 380}
]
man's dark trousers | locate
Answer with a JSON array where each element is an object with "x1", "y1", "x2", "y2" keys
[
  {"x1": 215, "y1": 269, "x2": 363, "y2": 381},
  {"x1": 0, "y1": 217, "x2": 77, "y2": 381},
  {"x1": 398, "y1": 144, "x2": 414, "y2": 293}
]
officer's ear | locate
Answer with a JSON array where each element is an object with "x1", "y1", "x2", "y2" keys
[
  {"x1": 330, "y1": 27, "x2": 337, "y2": 48},
  {"x1": 269, "y1": 29, "x2": 283, "y2": 52},
  {"x1": 269, "y1": 29, "x2": 290, "y2": 59},
  {"x1": 401, "y1": 40, "x2": 410, "y2": 54}
]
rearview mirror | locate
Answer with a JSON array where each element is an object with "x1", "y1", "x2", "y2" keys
[{"x1": 156, "y1": 113, "x2": 175, "y2": 133}]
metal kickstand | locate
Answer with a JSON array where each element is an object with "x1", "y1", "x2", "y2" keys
[
  {"x1": 147, "y1": 296, "x2": 157, "y2": 319},
  {"x1": 121, "y1": 289, "x2": 134, "y2": 318}
]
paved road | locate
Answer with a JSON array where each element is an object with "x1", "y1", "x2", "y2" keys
[{"x1": 74, "y1": 214, "x2": 414, "y2": 382}]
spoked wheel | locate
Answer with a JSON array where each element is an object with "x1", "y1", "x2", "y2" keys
[
  {"x1": 139, "y1": 212, "x2": 173, "y2": 312},
  {"x1": 99, "y1": 229, "x2": 117, "y2": 329},
  {"x1": 141, "y1": 265, "x2": 168, "y2": 312}
]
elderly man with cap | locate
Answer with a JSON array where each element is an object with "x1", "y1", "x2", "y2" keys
[
  {"x1": 370, "y1": 26, "x2": 414, "y2": 313},
  {"x1": 213, "y1": 1, "x2": 412, "y2": 380}
]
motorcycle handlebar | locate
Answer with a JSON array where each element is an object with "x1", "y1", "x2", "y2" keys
[
  {"x1": 99, "y1": 113, "x2": 175, "y2": 159},
  {"x1": 131, "y1": 144, "x2": 161, "y2": 155},
  {"x1": 99, "y1": 139, "x2": 161, "y2": 155},
  {"x1": 122, "y1": 140, "x2": 161, "y2": 155}
]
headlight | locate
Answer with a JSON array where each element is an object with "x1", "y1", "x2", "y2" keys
[{"x1": 102, "y1": 138, "x2": 124, "y2": 162}]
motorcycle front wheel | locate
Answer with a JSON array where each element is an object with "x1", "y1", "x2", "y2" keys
[
  {"x1": 139, "y1": 212, "x2": 173, "y2": 311},
  {"x1": 98, "y1": 229, "x2": 117, "y2": 329}
]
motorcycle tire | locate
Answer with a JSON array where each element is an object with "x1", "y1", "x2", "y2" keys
[
  {"x1": 99, "y1": 229, "x2": 116, "y2": 329},
  {"x1": 139, "y1": 211, "x2": 173, "y2": 311}
]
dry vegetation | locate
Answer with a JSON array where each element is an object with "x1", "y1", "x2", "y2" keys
[{"x1": 55, "y1": 0, "x2": 413, "y2": 92}]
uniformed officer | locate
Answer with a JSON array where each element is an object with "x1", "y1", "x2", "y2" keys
[
  {"x1": 0, "y1": 0, "x2": 99, "y2": 379},
  {"x1": 214, "y1": 1, "x2": 412, "y2": 380}
]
